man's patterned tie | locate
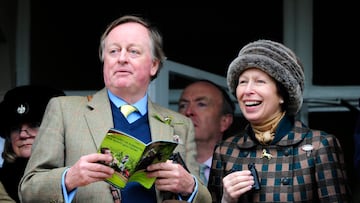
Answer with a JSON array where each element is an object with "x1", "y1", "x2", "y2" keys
[{"x1": 120, "y1": 105, "x2": 137, "y2": 118}]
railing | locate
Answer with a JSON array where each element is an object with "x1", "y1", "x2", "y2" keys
[
  {"x1": 64, "y1": 59, "x2": 359, "y2": 125},
  {"x1": 150, "y1": 60, "x2": 360, "y2": 125},
  {"x1": 149, "y1": 60, "x2": 239, "y2": 113}
]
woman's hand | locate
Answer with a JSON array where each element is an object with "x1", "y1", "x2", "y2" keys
[{"x1": 221, "y1": 170, "x2": 254, "y2": 203}]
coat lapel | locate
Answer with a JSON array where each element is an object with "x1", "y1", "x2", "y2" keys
[
  {"x1": 148, "y1": 99, "x2": 174, "y2": 142},
  {"x1": 83, "y1": 92, "x2": 175, "y2": 149},
  {"x1": 84, "y1": 88, "x2": 114, "y2": 149}
]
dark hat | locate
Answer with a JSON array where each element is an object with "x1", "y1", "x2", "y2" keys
[
  {"x1": 0, "y1": 85, "x2": 65, "y2": 137},
  {"x1": 227, "y1": 39, "x2": 304, "y2": 116}
]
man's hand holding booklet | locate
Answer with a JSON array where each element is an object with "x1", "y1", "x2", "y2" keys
[{"x1": 98, "y1": 128, "x2": 179, "y2": 189}]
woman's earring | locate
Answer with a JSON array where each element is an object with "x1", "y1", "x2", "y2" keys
[{"x1": 280, "y1": 99, "x2": 284, "y2": 104}]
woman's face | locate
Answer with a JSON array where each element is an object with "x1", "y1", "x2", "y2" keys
[
  {"x1": 235, "y1": 68, "x2": 284, "y2": 125},
  {"x1": 10, "y1": 123, "x2": 39, "y2": 158}
]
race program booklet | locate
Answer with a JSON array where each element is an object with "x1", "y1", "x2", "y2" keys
[{"x1": 98, "y1": 128, "x2": 179, "y2": 189}]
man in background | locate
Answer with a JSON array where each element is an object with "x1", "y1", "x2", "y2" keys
[{"x1": 178, "y1": 79, "x2": 235, "y2": 185}]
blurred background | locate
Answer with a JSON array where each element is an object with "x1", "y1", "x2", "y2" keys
[{"x1": 0, "y1": 0, "x2": 359, "y2": 200}]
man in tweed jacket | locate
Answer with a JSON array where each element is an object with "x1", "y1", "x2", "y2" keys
[
  {"x1": 19, "y1": 15, "x2": 211, "y2": 203},
  {"x1": 208, "y1": 40, "x2": 351, "y2": 203}
]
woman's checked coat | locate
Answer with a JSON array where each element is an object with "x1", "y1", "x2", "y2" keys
[{"x1": 208, "y1": 117, "x2": 352, "y2": 203}]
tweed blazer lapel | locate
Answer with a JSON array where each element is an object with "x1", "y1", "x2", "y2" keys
[
  {"x1": 84, "y1": 88, "x2": 114, "y2": 149},
  {"x1": 83, "y1": 92, "x2": 176, "y2": 151},
  {"x1": 147, "y1": 99, "x2": 175, "y2": 142}
]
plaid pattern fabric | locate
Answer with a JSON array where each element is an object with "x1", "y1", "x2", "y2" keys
[{"x1": 208, "y1": 120, "x2": 352, "y2": 203}]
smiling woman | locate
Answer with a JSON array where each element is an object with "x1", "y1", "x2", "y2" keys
[{"x1": 208, "y1": 39, "x2": 352, "y2": 203}]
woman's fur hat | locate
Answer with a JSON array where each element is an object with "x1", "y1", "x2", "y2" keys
[{"x1": 227, "y1": 39, "x2": 304, "y2": 116}]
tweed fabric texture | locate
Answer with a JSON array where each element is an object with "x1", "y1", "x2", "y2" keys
[
  {"x1": 227, "y1": 39, "x2": 304, "y2": 116},
  {"x1": 208, "y1": 119, "x2": 351, "y2": 203},
  {"x1": 19, "y1": 88, "x2": 212, "y2": 203}
]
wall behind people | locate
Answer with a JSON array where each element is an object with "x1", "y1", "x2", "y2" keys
[
  {"x1": 0, "y1": 1, "x2": 17, "y2": 99},
  {"x1": 29, "y1": 3, "x2": 283, "y2": 90}
]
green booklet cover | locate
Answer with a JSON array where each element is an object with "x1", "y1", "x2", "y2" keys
[{"x1": 98, "y1": 128, "x2": 179, "y2": 189}]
